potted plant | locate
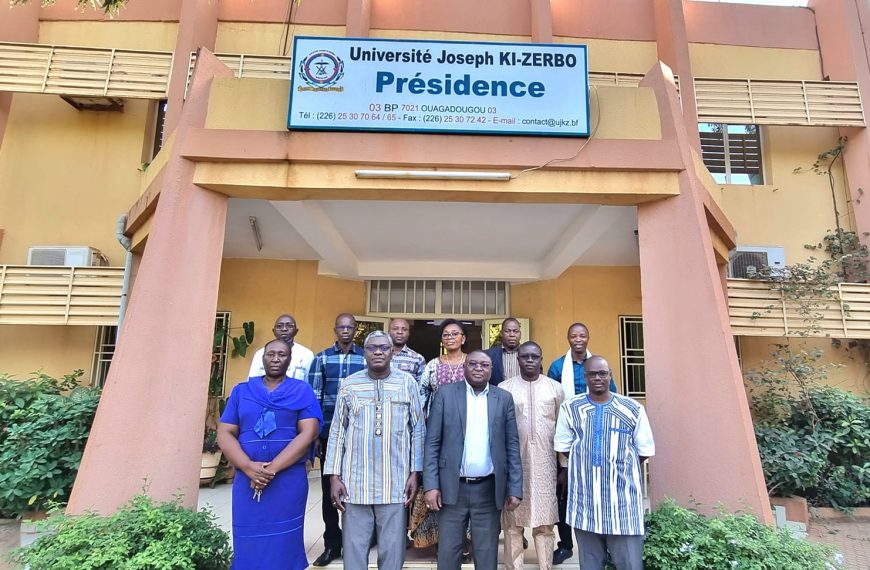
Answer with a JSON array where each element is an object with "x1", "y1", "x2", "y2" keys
[{"x1": 200, "y1": 428, "x2": 222, "y2": 485}]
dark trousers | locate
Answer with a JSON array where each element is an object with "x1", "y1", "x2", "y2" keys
[
  {"x1": 437, "y1": 477, "x2": 499, "y2": 570},
  {"x1": 556, "y1": 478, "x2": 573, "y2": 550},
  {"x1": 319, "y1": 437, "x2": 342, "y2": 549}
]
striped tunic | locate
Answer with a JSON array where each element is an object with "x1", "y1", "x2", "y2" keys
[
  {"x1": 323, "y1": 369, "x2": 425, "y2": 505},
  {"x1": 554, "y1": 393, "x2": 654, "y2": 536}
]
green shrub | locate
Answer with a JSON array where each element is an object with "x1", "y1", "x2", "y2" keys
[
  {"x1": 644, "y1": 500, "x2": 843, "y2": 570},
  {"x1": 747, "y1": 347, "x2": 870, "y2": 509},
  {"x1": 0, "y1": 370, "x2": 100, "y2": 518},
  {"x1": 10, "y1": 494, "x2": 231, "y2": 570}
]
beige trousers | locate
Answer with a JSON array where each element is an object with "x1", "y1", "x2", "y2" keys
[{"x1": 503, "y1": 524, "x2": 556, "y2": 570}]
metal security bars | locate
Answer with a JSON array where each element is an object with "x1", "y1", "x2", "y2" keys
[
  {"x1": 367, "y1": 280, "x2": 508, "y2": 317},
  {"x1": 619, "y1": 315, "x2": 646, "y2": 398},
  {"x1": 91, "y1": 325, "x2": 117, "y2": 387}
]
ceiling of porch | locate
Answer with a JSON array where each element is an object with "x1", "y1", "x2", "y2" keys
[{"x1": 223, "y1": 198, "x2": 639, "y2": 281}]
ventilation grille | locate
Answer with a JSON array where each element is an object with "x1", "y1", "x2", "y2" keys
[{"x1": 367, "y1": 280, "x2": 507, "y2": 316}]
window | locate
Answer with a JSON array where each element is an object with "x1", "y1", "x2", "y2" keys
[
  {"x1": 211, "y1": 312, "x2": 231, "y2": 397},
  {"x1": 91, "y1": 325, "x2": 117, "y2": 388},
  {"x1": 619, "y1": 316, "x2": 645, "y2": 398},
  {"x1": 152, "y1": 100, "x2": 168, "y2": 159},
  {"x1": 699, "y1": 123, "x2": 763, "y2": 185},
  {"x1": 367, "y1": 280, "x2": 508, "y2": 317},
  {"x1": 92, "y1": 312, "x2": 231, "y2": 393}
]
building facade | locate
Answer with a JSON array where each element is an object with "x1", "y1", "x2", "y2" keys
[{"x1": 2, "y1": 0, "x2": 869, "y2": 522}]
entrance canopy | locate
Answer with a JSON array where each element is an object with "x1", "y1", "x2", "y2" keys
[{"x1": 224, "y1": 198, "x2": 640, "y2": 280}]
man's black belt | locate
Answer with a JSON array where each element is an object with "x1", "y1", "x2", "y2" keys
[{"x1": 459, "y1": 474, "x2": 494, "y2": 484}]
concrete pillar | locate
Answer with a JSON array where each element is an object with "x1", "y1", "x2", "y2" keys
[
  {"x1": 162, "y1": 0, "x2": 221, "y2": 144},
  {"x1": 811, "y1": 0, "x2": 870, "y2": 250},
  {"x1": 0, "y1": 3, "x2": 39, "y2": 152},
  {"x1": 652, "y1": 0, "x2": 701, "y2": 151},
  {"x1": 638, "y1": 63, "x2": 772, "y2": 523},
  {"x1": 67, "y1": 50, "x2": 235, "y2": 515},
  {"x1": 346, "y1": 0, "x2": 372, "y2": 37},
  {"x1": 529, "y1": 0, "x2": 553, "y2": 43}
]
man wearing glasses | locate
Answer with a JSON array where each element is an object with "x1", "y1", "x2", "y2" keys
[
  {"x1": 499, "y1": 342, "x2": 564, "y2": 570},
  {"x1": 324, "y1": 330, "x2": 425, "y2": 570},
  {"x1": 554, "y1": 356, "x2": 654, "y2": 570},
  {"x1": 308, "y1": 313, "x2": 366, "y2": 566},
  {"x1": 546, "y1": 323, "x2": 616, "y2": 565},
  {"x1": 423, "y1": 351, "x2": 523, "y2": 570},
  {"x1": 247, "y1": 314, "x2": 314, "y2": 381}
]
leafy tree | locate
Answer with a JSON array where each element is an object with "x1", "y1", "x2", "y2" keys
[{"x1": 11, "y1": 1, "x2": 128, "y2": 15}]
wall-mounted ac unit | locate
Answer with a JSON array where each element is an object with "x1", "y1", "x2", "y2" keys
[
  {"x1": 27, "y1": 246, "x2": 108, "y2": 267},
  {"x1": 728, "y1": 246, "x2": 785, "y2": 279}
]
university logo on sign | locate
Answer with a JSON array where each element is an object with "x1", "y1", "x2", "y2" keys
[{"x1": 298, "y1": 50, "x2": 345, "y2": 91}]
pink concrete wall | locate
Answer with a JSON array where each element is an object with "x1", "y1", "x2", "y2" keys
[
  {"x1": 685, "y1": 1, "x2": 817, "y2": 50},
  {"x1": 653, "y1": 0, "x2": 699, "y2": 151},
  {"x1": 219, "y1": 0, "x2": 347, "y2": 25},
  {"x1": 812, "y1": 0, "x2": 870, "y2": 251},
  {"x1": 0, "y1": 3, "x2": 39, "y2": 152},
  {"x1": 371, "y1": 0, "x2": 531, "y2": 36},
  {"x1": 637, "y1": 63, "x2": 772, "y2": 522},
  {"x1": 163, "y1": 0, "x2": 220, "y2": 143},
  {"x1": 552, "y1": 0, "x2": 656, "y2": 41},
  {"x1": 67, "y1": 50, "x2": 233, "y2": 515}
]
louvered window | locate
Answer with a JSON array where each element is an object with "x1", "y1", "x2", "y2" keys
[{"x1": 699, "y1": 123, "x2": 763, "y2": 185}]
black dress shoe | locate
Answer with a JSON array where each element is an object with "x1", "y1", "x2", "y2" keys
[
  {"x1": 552, "y1": 547, "x2": 573, "y2": 565},
  {"x1": 312, "y1": 548, "x2": 342, "y2": 566}
]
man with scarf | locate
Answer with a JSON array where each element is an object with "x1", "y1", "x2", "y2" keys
[{"x1": 545, "y1": 323, "x2": 616, "y2": 565}]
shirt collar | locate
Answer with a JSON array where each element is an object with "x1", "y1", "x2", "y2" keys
[
  {"x1": 332, "y1": 341, "x2": 363, "y2": 355},
  {"x1": 572, "y1": 349, "x2": 593, "y2": 364},
  {"x1": 465, "y1": 380, "x2": 489, "y2": 397}
]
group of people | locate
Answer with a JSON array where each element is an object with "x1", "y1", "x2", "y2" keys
[{"x1": 217, "y1": 313, "x2": 655, "y2": 570}]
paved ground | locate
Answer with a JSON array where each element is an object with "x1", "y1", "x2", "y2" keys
[
  {"x1": 2, "y1": 476, "x2": 868, "y2": 569},
  {"x1": 0, "y1": 520, "x2": 18, "y2": 570},
  {"x1": 807, "y1": 517, "x2": 870, "y2": 570}
]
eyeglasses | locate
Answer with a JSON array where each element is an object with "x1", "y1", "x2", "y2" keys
[
  {"x1": 585, "y1": 370, "x2": 611, "y2": 379},
  {"x1": 441, "y1": 331, "x2": 464, "y2": 339},
  {"x1": 335, "y1": 325, "x2": 355, "y2": 330},
  {"x1": 467, "y1": 361, "x2": 492, "y2": 369},
  {"x1": 274, "y1": 323, "x2": 296, "y2": 330},
  {"x1": 365, "y1": 345, "x2": 391, "y2": 354}
]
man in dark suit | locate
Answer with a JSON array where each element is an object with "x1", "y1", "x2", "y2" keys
[
  {"x1": 423, "y1": 350, "x2": 523, "y2": 570},
  {"x1": 484, "y1": 317, "x2": 522, "y2": 386}
]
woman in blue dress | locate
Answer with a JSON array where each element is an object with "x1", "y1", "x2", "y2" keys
[{"x1": 218, "y1": 338, "x2": 322, "y2": 570}]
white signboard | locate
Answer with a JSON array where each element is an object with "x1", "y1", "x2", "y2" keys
[{"x1": 288, "y1": 37, "x2": 589, "y2": 137}]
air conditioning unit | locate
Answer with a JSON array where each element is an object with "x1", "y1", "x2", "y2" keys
[
  {"x1": 728, "y1": 246, "x2": 785, "y2": 279},
  {"x1": 27, "y1": 246, "x2": 108, "y2": 267}
]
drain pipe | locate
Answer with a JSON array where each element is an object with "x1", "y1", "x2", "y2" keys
[{"x1": 115, "y1": 214, "x2": 133, "y2": 331}]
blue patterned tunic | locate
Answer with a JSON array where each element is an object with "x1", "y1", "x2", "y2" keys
[{"x1": 554, "y1": 393, "x2": 655, "y2": 536}]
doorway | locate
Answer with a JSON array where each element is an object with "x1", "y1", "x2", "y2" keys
[{"x1": 407, "y1": 319, "x2": 483, "y2": 361}]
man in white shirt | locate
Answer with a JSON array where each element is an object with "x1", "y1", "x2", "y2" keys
[{"x1": 248, "y1": 314, "x2": 314, "y2": 381}]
